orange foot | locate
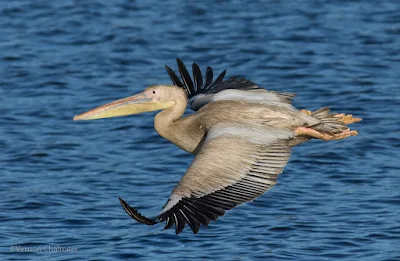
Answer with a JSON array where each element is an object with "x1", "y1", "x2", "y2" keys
[
  {"x1": 295, "y1": 127, "x2": 358, "y2": 141},
  {"x1": 300, "y1": 109, "x2": 362, "y2": 125},
  {"x1": 334, "y1": 113, "x2": 362, "y2": 125},
  {"x1": 300, "y1": 109, "x2": 312, "y2": 115}
]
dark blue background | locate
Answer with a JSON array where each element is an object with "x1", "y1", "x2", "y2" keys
[{"x1": 1, "y1": 1, "x2": 399, "y2": 260}]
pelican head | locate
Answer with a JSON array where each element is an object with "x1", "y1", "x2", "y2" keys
[{"x1": 73, "y1": 85, "x2": 186, "y2": 120}]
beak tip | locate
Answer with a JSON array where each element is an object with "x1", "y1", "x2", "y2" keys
[{"x1": 73, "y1": 115, "x2": 82, "y2": 121}]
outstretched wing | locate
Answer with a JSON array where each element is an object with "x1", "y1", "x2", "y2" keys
[
  {"x1": 120, "y1": 124, "x2": 294, "y2": 234},
  {"x1": 165, "y1": 58, "x2": 295, "y2": 111}
]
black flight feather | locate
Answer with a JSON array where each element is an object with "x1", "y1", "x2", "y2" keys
[
  {"x1": 204, "y1": 66, "x2": 213, "y2": 88},
  {"x1": 164, "y1": 216, "x2": 175, "y2": 229},
  {"x1": 177, "y1": 58, "x2": 195, "y2": 95},
  {"x1": 165, "y1": 59, "x2": 263, "y2": 104},
  {"x1": 165, "y1": 65, "x2": 183, "y2": 87},
  {"x1": 192, "y1": 63, "x2": 203, "y2": 92},
  {"x1": 181, "y1": 208, "x2": 201, "y2": 234},
  {"x1": 119, "y1": 198, "x2": 157, "y2": 226},
  {"x1": 175, "y1": 211, "x2": 186, "y2": 234}
]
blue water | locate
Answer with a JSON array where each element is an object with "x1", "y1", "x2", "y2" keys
[{"x1": 1, "y1": 1, "x2": 399, "y2": 260}]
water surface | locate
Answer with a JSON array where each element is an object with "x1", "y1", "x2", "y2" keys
[{"x1": 1, "y1": 1, "x2": 399, "y2": 260}]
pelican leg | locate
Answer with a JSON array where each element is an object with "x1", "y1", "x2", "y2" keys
[{"x1": 295, "y1": 127, "x2": 358, "y2": 141}]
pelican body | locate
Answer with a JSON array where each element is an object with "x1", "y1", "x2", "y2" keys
[{"x1": 74, "y1": 59, "x2": 361, "y2": 234}]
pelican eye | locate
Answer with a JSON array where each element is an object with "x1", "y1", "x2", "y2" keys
[{"x1": 152, "y1": 90, "x2": 156, "y2": 94}]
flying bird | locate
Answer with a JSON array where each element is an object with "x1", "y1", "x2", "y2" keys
[{"x1": 74, "y1": 59, "x2": 361, "y2": 234}]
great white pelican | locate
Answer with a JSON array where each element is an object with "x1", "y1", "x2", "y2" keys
[{"x1": 74, "y1": 59, "x2": 361, "y2": 234}]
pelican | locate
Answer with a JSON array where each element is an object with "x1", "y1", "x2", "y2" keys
[{"x1": 74, "y1": 59, "x2": 361, "y2": 234}]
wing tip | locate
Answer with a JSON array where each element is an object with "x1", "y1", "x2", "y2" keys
[
  {"x1": 119, "y1": 197, "x2": 209, "y2": 235},
  {"x1": 166, "y1": 58, "x2": 228, "y2": 100},
  {"x1": 119, "y1": 197, "x2": 158, "y2": 226}
]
